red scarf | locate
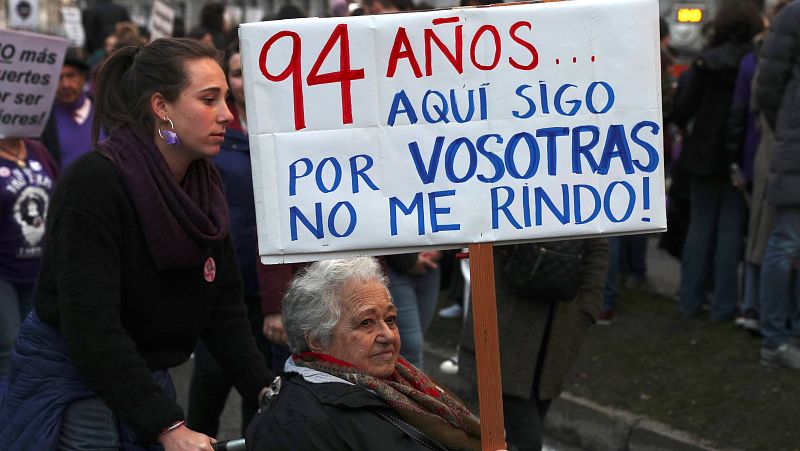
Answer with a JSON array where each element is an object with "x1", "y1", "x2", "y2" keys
[{"x1": 295, "y1": 352, "x2": 481, "y2": 451}]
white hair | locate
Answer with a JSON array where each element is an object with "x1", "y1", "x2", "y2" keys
[{"x1": 282, "y1": 257, "x2": 389, "y2": 354}]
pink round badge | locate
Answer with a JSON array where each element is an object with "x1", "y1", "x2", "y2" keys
[{"x1": 203, "y1": 257, "x2": 216, "y2": 282}]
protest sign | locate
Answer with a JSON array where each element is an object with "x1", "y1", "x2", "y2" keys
[
  {"x1": 240, "y1": 0, "x2": 665, "y2": 264},
  {"x1": 148, "y1": 0, "x2": 175, "y2": 41},
  {"x1": 0, "y1": 29, "x2": 67, "y2": 138},
  {"x1": 9, "y1": 0, "x2": 38, "y2": 30},
  {"x1": 61, "y1": 7, "x2": 86, "y2": 48}
]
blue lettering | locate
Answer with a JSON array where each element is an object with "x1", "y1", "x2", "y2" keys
[
  {"x1": 328, "y1": 201, "x2": 357, "y2": 237},
  {"x1": 289, "y1": 158, "x2": 313, "y2": 196},
  {"x1": 476, "y1": 134, "x2": 505, "y2": 183},
  {"x1": 585, "y1": 81, "x2": 615, "y2": 114},
  {"x1": 536, "y1": 127, "x2": 569, "y2": 176},
  {"x1": 599, "y1": 125, "x2": 635, "y2": 175},
  {"x1": 444, "y1": 138, "x2": 477, "y2": 183},
  {"x1": 571, "y1": 125, "x2": 600, "y2": 174},
  {"x1": 573, "y1": 184, "x2": 601, "y2": 224},
  {"x1": 349, "y1": 154, "x2": 379, "y2": 193},
  {"x1": 450, "y1": 89, "x2": 476, "y2": 123},
  {"x1": 554, "y1": 84, "x2": 580, "y2": 116},
  {"x1": 505, "y1": 132, "x2": 539, "y2": 179},
  {"x1": 422, "y1": 90, "x2": 449, "y2": 123},
  {"x1": 512, "y1": 84, "x2": 535, "y2": 119},
  {"x1": 534, "y1": 184, "x2": 570, "y2": 225},
  {"x1": 429, "y1": 190, "x2": 460, "y2": 232},
  {"x1": 407, "y1": 137, "x2": 445, "y2": 184},
  {"x1": 315, "y1": 157, "x2": 342, "y2": 193},
  {"x1": 387, "y1": 90, "x2": 418, "y2": 126},
  {"x1": 631, "y1": 120, "x2": 660, "y2": 173},
  {"x1": 490, "y1": 186, "x2": 522, "y2": 229},
  {"x1": 290, "y1": 203, "x2": 323, "y2": 240},
  {"x1": 603, "y1": 181, "x2": 635, "y2": 222},
  {"x1": 389, "y1": 193, "x2": 425, "y2": 236}
]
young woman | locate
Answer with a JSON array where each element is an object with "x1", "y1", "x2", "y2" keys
[{"x1": 0, "y1": 39, "x2": 272, "y2": 451}]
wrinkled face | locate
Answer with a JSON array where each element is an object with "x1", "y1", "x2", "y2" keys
[
  {"x1": 56, "y1": 65, "x2": 87, "y2": 105},
  {"x1": 163, "y1": 57, "x2": 233, "y2": 160},
  {"x1": 322, "y1": 279, "x2": 400, "y2": 378},
  {"x1": 227, "y1": 53, "x2": 245, "y2": 107}
]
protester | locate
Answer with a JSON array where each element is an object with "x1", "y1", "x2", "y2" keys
[
  {"x1": 671, "y1": 1, "x2": 764, "y2": 321},
  {"x1": 726, "y1": 2, "x2": 790, "y2": 334},
  {"x1": 246, "y1": 257, "x2": 481, "y2": 451},
  {"x1": 81, "y1": 0, "x2": 130, "y2": 55},
  {"x1": 186, "y1": 41, "x2": 274, "y2": 437},
  {"x1": 40, "y1": 49, "x2": 103, "y2": 170},
  {"x1": 459, "y1": 238, "x2": 608, "y2": 451},
  {"x1": 385, "y1": 252, "x2": 442, "y2": 370},
  {"x1": 199, "y1": 2, "x2": 230, "y2": 50},
  {"x1": 753, "y1": 0, "x2": 800, "y2": 369},
  {"x1": 0, "y1": 39, "x2": 273, "y2": 450},
  {"x1": 0, "y1": 138, "x2": 57, "y2": 377}
]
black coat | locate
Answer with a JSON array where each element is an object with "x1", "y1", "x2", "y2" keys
[
  {"x1": 246, "y1": 373, "x2": 434, "y2": 451},
  {"x1": 754, "y1": 1, "x2": 800, "y2": 207},
  {"x1": 672, "y1": 41, "x2": 753, "y2": 180}
]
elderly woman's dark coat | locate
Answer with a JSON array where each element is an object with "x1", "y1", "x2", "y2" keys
[
  {"x1": 459, "y1": 237, "x2": 608, "y2": 401},
  {"x1": 246, "y1": 370, "x2": 440, "y2": 450}
]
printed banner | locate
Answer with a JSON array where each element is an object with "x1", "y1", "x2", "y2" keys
[
  {"x1": 240, "y1": 0, "x2": 666, "y2": 263},
  {"x1": 0, "y1": 28, "x2": 67, "y2": 138}
]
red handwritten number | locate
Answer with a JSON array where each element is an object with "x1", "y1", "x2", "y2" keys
[
  {"x1": 307, "y1": 24, "x2": 365, "y2": 125},
  {"x1": 259, "y1": 31, "x2": 305, "y2": 130}
]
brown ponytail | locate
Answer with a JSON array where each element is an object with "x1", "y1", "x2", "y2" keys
[{"x1": 92, "y1": 38, "x2": 221, "y2": 146}]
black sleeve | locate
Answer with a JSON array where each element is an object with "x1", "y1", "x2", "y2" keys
[
  {"x1": 51, "y1": 203, "x2": 184, "y2": 443},
  {"x1": 384, "y1": 253, "x2": 419, "y2": 274},
  {"x1": 670, "y1": 64, "x2": 704, "y2": 130},
  {"x1": 202, "y1": 237, "x2": 272, "y2": 405},
  {"x1": 754, "y1": 6, "x2": 800, "y2": 129}
]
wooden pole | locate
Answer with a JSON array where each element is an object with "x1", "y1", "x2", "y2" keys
[{"x1": 468, "y1": 242, "x2": 505, "y2": 451}]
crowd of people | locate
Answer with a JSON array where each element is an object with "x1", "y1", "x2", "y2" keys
[{"x1": 0, "y1": 0, "x2": 798, "y2": 450}]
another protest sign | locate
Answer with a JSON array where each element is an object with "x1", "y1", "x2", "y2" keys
[
  {"x1": 240, "y1": 0, "x2": 666, "y2": 264},
  {"x1": 9, "y1": 0, "x2": 38, "y2": 30},
  {"x1": 148, "y1": 0, "x2": 175, "y2": 41},
  {"x1": 61, "y1": 7, "x2": 86, "y2": 49},
  {"x1": 0, "y1": 29, "x2": 67, "y2": 138}
]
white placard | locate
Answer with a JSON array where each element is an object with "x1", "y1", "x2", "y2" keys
[
  {"x1": 148, "y1": 0, "x2": 175, "y2": 41},
  {"x1": 61, "y1": 7, "x2": 85, "y2": 48},
  {"x1": 240, "y1": 0, "x2": 666, "y2": 264},
  {"x1": 0, "y1": 29, "x2": 68, "y2": 138},
  {"x1": 9, "y1": 0, "x2": 38, "y2": 30}
]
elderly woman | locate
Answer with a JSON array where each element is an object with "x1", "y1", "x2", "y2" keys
[{"x1": 246, "y1": 257, "x2": 481, "y2": 450}]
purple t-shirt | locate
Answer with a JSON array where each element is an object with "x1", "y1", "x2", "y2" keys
[{"x1": 0, "y1": 142, "x2": 56, "y2": 282}]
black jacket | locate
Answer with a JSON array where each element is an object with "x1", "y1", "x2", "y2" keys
[
  {"x1": 34, "y1": 152, "x2": 271, "y2": 442},
  {"x1": 672, "y1": 41, "x2": 753, "y2": 179},
  {"x1": 246, "y1": 371, "x2": 434, "y2": 451},
  {"x1": 754, "y1": 1, "x2": 800, "y2": 207}
]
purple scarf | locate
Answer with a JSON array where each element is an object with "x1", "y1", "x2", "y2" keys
[{"x1": 98, "y1": 127, "x2": 230, "y2": 270}]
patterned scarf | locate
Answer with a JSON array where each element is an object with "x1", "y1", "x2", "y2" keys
[
  {"x1": 97, "y1": 126, "x2": 230, "y2": 270},
  {"x1": 294, "y1": 352, "x2": 481, "y2": 451}
]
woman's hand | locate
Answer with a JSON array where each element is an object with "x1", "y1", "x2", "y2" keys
[
  {"x1": 158, "y1": 424, "x2": 215, "y2": 450},
  {"x1": 262, "y1": 313, "x2": 288, "y2": 344}
]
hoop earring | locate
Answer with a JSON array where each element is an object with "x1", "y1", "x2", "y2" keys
[{"x1": 158, "y1": 116, "x2": 180, "y2": 146}]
